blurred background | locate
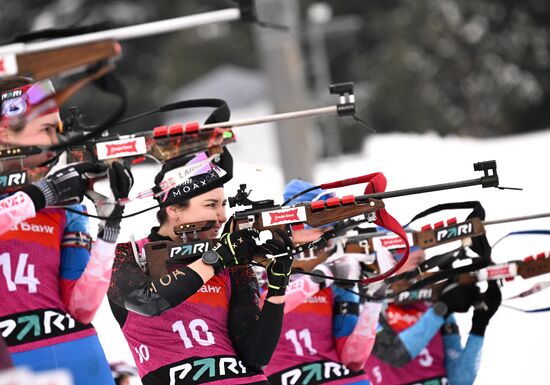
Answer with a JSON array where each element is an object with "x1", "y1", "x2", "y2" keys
[
  {"x1": 2, "y1": 1, "x2": 550, "y2": 384},
  {"x1": 3, "y1": 0, "x2": 550, "y2": 180}
]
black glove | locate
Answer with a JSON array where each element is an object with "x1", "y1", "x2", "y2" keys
[
  {"x1": 23, "y1": 162, "x2": 107, "y2": 210},
  {"x1": 211, "y1": 219, "x2": 260, "y2": 272},
  {"x1": 437, "y1": 282, "x2": 480, "y2": 317},
  {"x1": 260, "y1": 229, "x2": 294, "y2": 298},
  {"x1": 96, "y1": 162, "x2": 134, "y2": 243},
  {"x1": 471, "y1": 280, "x2": 502, "y2": 336}
]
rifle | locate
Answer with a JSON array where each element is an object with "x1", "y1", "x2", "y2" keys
[
  {"x1": 358, "y1": 212, "x2": 550, "y2": 304},
  {"x1": 0, "y1": 1, "x2": 263, "y2": 80},
  {"x1": 0, "y1": 82, "x2": 359, "y2": 204},
  {"x1": 387, "y1": 254, "x2": 550, "y2": 305},
  {"x1": 230, "y1": 160, "x2": 501, "y2": 284}
]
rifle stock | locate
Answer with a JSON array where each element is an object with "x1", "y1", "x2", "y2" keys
[
  {"x1": 413, "y1": 218, "x2": 485, "y2": 249},
  {"x1": 6, "y1": 41, "x2": 120, "y2": 80},
  {"x1": 234, "y1": 198, "x2": 384, "y2": 232}
]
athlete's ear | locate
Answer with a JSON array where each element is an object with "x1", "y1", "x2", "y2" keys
[{"x1": 165, "y1": 205, "x2": 180, "y2": 223}]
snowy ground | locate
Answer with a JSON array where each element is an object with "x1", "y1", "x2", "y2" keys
[{"x1": 89, "y1": 128, "x2": 550, "y2": 385}]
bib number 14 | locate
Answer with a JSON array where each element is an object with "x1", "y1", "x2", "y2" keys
[{"x1": 0, "y1": 252, "x2": 40, "y2": 293}]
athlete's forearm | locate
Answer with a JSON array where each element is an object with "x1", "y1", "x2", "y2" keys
[
  {"x1": 398, "y1": 308, "x2": 445, "y2": 358},
  {"x1": 64, "y1": 239, "x2": 116, "y2": 323},
  {"x1": 340, "y1": 302, "x2": 382, "y2": 371},
  {"x1": 0, "y1": 192, "x2": 37, "y2": 235},
  {"x1": 444, "y1": 332, "x2": 483, "y2": 385}
]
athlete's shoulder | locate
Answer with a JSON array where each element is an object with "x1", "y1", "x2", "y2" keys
[{"x1": 63, "y1": 204, "x2": 90, "y2": 232}]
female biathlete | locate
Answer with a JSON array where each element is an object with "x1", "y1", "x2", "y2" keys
[
  {"x1": 364, "y1": 247, "x2": 501, "y2": 385},
  {"x1": 263, "y1": 180, "x2": 380, "y2": 385},
  {"x1": 107, "y1": 149, "x2": 294, "y2": 385},
  {"x1": 0, "y1": 78, "x2": 133, "y2": 384}
]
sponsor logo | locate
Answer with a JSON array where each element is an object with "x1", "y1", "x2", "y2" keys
[
  {"x1": 0, "y1": 171, "x2": 27, "y2": 188},
  {"x1": 0, "y1": 191, "x2": 25, "y2": 210},
  {"x1": 378, "y1": 236, "x2": 407, "y2": 250},
  {"x1": 11, "y1": 222, "x2": 55, "y2": 234},
  {"x1": 435, "y1": 222, "x2": 474, "y2": 242},
  {"x1": 169, "y1": 242, "x2": 210, "y2": 259},
  {"x1": 304, "y1": 295, "x2": 328, "y2": 304},
  {"x1": 168, "y1": 356, "x2": 250, "y2": 385},
  {"x1": 197, "y1": 285, "x2": 221, "y2": 294},
  {"x1": 396, "y1": 288, "x2": 433, "y2": 303},
  {"x1": 386, "y1": 309, "x2": 421, "y2": 327},
  {"x1": 0, "y1": 55, "x2": 18, "y2": 78},
  {"x1": 106, "y1": 140, "x2": 138, "y2": 156},
  {"x1": 96, "y1": 137, "x2": 146, "y2": 160},
  {"x1": 0, "y1": 309, "x2": 91, "y2": 347},
  {"x1": 1, "y1": 89, "x2": 22, "y2": 101},
  {"x1": 279, "y1": 361, "x2": 353, "y2": 385},
  {"x1": 262, "y1": 207, "x2": 307, "y2": 226},
  {"x1": 486, "y1": 265, "x2": 513, "y2": 279}
]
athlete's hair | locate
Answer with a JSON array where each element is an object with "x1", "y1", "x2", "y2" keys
[{"x1": 156, "y1": 201, "x2": 190, "y2": 225}]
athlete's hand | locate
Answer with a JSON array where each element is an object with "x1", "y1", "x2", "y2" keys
[
  {"x1": 260, "y1": 229, "x2": 294, "y2": 297},
  {"x1": 24, "y1": 162, "x2": 107, "y2": 209},
  {"x1": 96, "y1": 162, "x2": 134, "y2": 243},
  {"x1": 471, "y1": 280, "x2": 501, "y2": 336},
  {"x1": 439, "y1": 282, "x2": 480, "y2": 316},
  {"x1": 211, "y1": 217, "x2": 260, "y2": 272}
]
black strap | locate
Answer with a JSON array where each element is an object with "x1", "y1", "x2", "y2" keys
[{"x1": 334, "y1": 301, "x2": 360, "y2": 316}]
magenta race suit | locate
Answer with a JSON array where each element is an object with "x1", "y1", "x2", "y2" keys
[
  {"x1": 264, "y1": 273, "x2": 378, "y2": 385},
  {"x1": 364, "y1": 302, "x2": 483, "y2": 385},
  {"x1": 0, "y1": 190, "x2": 117, "y2": 384},
  {"x1": 107, "y1": 229, "x2": 284, "y2": 385}
]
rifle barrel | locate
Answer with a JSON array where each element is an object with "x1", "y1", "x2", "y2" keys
[
  {"x1": 0, "y1": 9, "x2": 240, "y2": 55},
  {"x1": 200, "y1": 106, "x2": 338, "y2": 130},
  {"x1": 355, "y1": 177, "x2": 483, "y2": 201},
  {"x1": 484, "y1": 212, "x2": 550, "y2": 226}
]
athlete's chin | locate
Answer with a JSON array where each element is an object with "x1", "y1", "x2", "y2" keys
[{"x1": 203, "y1": 228, "x2": 219, "y2": 240}]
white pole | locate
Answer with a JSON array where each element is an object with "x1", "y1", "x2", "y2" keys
[
  {"x1": 0, "y1": 8, "x2": 240, "y2": 55},
  {"x1": 200, "y1": 106, "x2": 337, "y2": 130}
]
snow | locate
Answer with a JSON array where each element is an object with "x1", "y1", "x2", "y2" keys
[{"x1": 89, "y1": 128, "x2": 550, "y2": 384}]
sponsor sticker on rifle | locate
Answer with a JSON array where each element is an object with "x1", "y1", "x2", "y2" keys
[
  {"x1": 0, "y1": 54, "x2": 18, "y2": 78},
  {"x1": 0, "y1": 170, "x2": 27, "y2": 189},
  {"x1": 371, "y1": 232, "x2": 414, "y2": 251},
  {"x1": 434, "y1": 221, "x2": 474, "y2": 242},
  {"x1": 261, "y1": 206, "x2": 307, "y2": 227},
  {"x1": 477, "y1": 263, "x2": 517, "y2": 281},
  {"x1": 169, "y1": 241, "x2": 210, "y2": 259},
  {"x1": 96, "y1": 137, "x2": 147, "y2": 160}
]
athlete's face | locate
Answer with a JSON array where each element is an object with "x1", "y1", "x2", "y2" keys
[
  {"x1": 0, "y1": 112, "x2": 60, "y2": 169},
  {"x1": 170, "y1": 187, "x2": 228, "y2": 239}
]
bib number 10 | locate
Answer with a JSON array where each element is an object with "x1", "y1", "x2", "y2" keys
[
  {"x1": 0, "y1": 253, "x2": 40, "y2": 293},
  {"x1": 172, "y1": 319, "x2": 215, "y2": 348}
]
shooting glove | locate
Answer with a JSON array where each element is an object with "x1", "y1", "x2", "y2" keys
[
  {"x1": 96, "y1": 162, "x2": 134, "y2": 243},
  {"x1": 471, "y1": 280, "x2": 502, "y2": 336},
  {"x1": 23, "y1": 162, "x2": 107, "y2": 209},
  {"x1": 436, "y1": 282, "x2": 480, "y2": 317},
  {"x1": 209, "y1": 217, "x2": 260, "y2": 273},
  {"x1": 261, "y1": 229, "x2": 294, "y2": 297}
]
